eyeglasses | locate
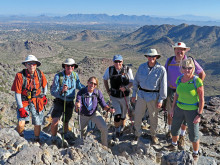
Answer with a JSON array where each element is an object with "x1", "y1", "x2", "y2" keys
[
  {"x1": 89, "y1": 82, "x2": 97, "y2": 86},
  {"x1": 182, "y1": 66, "x2": 193, "y2": 70},
  {"x1": 145, "y1": 55, "x2": 157, "y2": 58},
  {"x1": 27, "y1": 62, "x2": 37, "y2": 66},
  {"x1": 65, "y1": 65, "x2": 75, "y2": 67},
  {"x1": 114, "y1": 61, "x2": 122, "y2": 63}
]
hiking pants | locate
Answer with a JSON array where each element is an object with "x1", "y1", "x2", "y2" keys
[
  {"x1": 80, "y1": 111, "x2": 108, "y2": 146},
  {"x1": 134, "y1": 97, "x2": 160, "y2": 137}
]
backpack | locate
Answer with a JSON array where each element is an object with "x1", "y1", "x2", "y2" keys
[
  {"x1": 21, "y1": 68, "x2": 42, "y2": 90},
  {"x1": 109, "y1": 65, "x2": 129, "y2": 78},
  {"x1": 58, "y1": 71, "x2": 77, "y2": 87}
]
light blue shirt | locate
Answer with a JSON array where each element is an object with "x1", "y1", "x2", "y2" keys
[
  {"x1": 132, "y1": 62, "x2": 167, "y2": 103},
  {"x1": 51, "y1": 70, "x2": 85, "y2": 101}
]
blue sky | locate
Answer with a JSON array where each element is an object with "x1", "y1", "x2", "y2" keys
[{"x1": 1, "y1": 0, "x2": 220, "y2": 20}]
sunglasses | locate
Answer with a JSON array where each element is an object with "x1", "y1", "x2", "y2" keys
[
  {"x1": 89, "y1": 82, "x2": 97, "y2": 86},
  {"x1": 145, "y1": 55, "x2": 157, "y2": 58},
  {"x1": 27, "y1": 62, "x2": 37, "y2": 65},
  {"x1": 182, "y1": 66, "x2": 193, "y2": 70},
  {"x1": 114, "y1": 61, "x2": 122, "y2": 63},
  {"x1": 66, "y1": 65, "x2": 75, "y2": 67}
]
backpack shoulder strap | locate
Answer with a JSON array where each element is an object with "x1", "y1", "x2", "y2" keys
[
  {"x1": 36, "y1": 68, "x2": 42, "y2": 87},
  {"x1": 176, "y1": 74, "x2": 184, "y2": 88},
  {"x1": 109, "y1": 66, "x2": 114, "y2": 78},
  {"x1": 58, "y1": 72, "x2": 63, "y2": 87},
  {"x1": 193, "y1": 75, "x2": 199, "y2": 90},
  {"x1": 21, "y1": 69, "x2": 27, "y2": 90},
  {"x1": 72, "y1": 71, "x2": 77, "y2": 81},
  {"x1": 166, "y1": 56, "x2": 174, "y2": 71}
]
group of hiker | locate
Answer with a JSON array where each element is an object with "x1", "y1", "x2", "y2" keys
[{"x1": 11, "y1": 41, "x2": 205, "y2": 161}]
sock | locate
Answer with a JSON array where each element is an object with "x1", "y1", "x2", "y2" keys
[
  {"x1": 34, "y1": 136, "x2": 40, "y2": 140},
  {"x1": 168, "y1": 125, "x2": 172, "y2": 131},
  {"x1": 51, "y1": 135, "x2": 57, "y2": 140},
  {"x1": 172, "y1": 141, "x2": 177, "y2": 145},
  {"x1": 180, "y1": 129, "x2": 186, "y2": 136},
  {"x1": 193, "y1": 150, "x2": 199, "y2": 154}
]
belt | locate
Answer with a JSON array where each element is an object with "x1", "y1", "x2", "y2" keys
[{"x1": 139, "y1": 86, "x2": 159, "y2": 93}]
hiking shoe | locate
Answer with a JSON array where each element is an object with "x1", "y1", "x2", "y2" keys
[
  {"x1": 34, "y1": 137, "x2": 40, "y2": 143},
  {"x1": 178, "y1": 135, "x2": 185, "y2": 150},
  {"x1": 166, "y1": 130, "x2": 172, "y2": 139},
  {"x1": 116, "y1": 132, "x2": 120, "y2": 138},
  {"x1": 192, "y1": 153, "x2": 199, "y2": 161},
  {"x1": 51, "y1": 136, "x2": 57, "y2": 144},
  {"x1": 164, "y1": 143, "x2": 178, "y2": 151},
  {"x1": 151, "y1": 136, "x2": 159, "y2": 144}
]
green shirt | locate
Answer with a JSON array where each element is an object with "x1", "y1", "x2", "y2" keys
[{"x1": 176, "y1": 76, "x2": 203, "y2": 110}]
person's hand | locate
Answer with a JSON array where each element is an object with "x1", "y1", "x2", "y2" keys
[
  {"x1": 170, "y1": 109, "x2": 174, "y2": 118},
  {"x1": 193, "y1": 115, "x2": 201, "y2": 124},
  {"x1": 157, "y1": 102, "x2": 162, "y2": 109},
  {"x1": 43, "y1": 95, "x2": 47, "y2": 105},
  {"x1": 119, "y1": 86, "x2": 126, "y2": 92},
  {"x1": 109, "y1": 108, "x2": 115, "y2": 114},
  {"x1": 19, "y1": 108, "x2": 28, "y2": 118},
  {"x1": 75, "y1": 102, "x2": 80, "y2": 112},
  {"x1": 131, "y1": 97, "x2": 136, "y2": 103},
  {"x1": 62, "y1": 84, "x2": 68, "y2": 94}
]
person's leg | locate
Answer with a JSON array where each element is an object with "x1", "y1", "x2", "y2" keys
[
  {"x1": 166, "y1": 95, "x2": 173, "y2": 138},
  {"x1": 51, "y1": 118, "x2": 59, "y2": 136},
  {"x1": 34, "y1": 125, "x2": 41, "y2": 141},
  {"x1": 63, "y1": 101, "x2": 74, "y2": 134},
  {"x1": 17, "y1": 120, "x2": 25, "y2": 136},
  {"x1": 134, "y1": 97, "x2": 147, "y2": 138},
  {"x1": 92, "y1": 111, "x2": 108, "y2": 146},
  {"x1": 111, "y1": 96, "x2": 122, "y2": 136},
  {"x1": 120, "y1": 96, "x2": 130, "y2": 130}
]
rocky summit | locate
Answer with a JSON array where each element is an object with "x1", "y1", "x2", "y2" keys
[{"x1": 0, "y1": 96, "x2": 220, "y2": 165}]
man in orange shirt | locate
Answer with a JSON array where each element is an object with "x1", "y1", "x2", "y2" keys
[{"x1": 11, "y1": 55, "x2": 48, "y2": 142}]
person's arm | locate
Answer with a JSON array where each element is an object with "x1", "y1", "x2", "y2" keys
[
  {"x1": 76, "y1": 73, "x2": 85, "y2": 90},
  {"x1": 15, "y1": 93, "x2": 23, "y2": 109},
  {"x1": 157, "y1": 67, "x2": 167, "y2": 108},
  {"x1": 50, "y1": 74, "x2": 62, "y2": 98},
  {"x1": 103, "y1": 79, "x2": 111, "y2": 96},
  {"x1": 193, "y1": 85, "x2": 204, "y2": 124},
  {"x1": 75, "y1": 90, "x2": 82, "y2": 112},
  {"x1": 43, "y1": 84, "x2": 48, "y2": 95},
  {"x1": 198, "y1": 71, "x2": 206, "y2": 81}
]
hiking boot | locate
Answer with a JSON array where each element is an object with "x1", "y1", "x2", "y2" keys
[
  {"x1": 166, "y1": 130, "x2": 172, "y2": 139},
  {"x1": 116, "y1": 132, "x2": 120, "y2": 138},
  {"x1": 34, "y1": 137, "x2": 40, "y2": 143},
  {"x1": 164, "y1": 143, "x2": 178, "y2": 151},
  {"x1": 192, "y1": 153, "x2": 199, "y2": 161},
  {"x1": 151, "y1": 136, "x2": 159, "y2": 144},
  {"x1": 51, "y1": 136, "x2": 57, "y2": 144},
  {"x1": 178, "y1": 135, "x2": 185, "y2": 150}
]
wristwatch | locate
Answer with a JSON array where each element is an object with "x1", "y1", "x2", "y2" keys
[{"x1": 197, "y1": 112, "x2": 202, "y2": 118}]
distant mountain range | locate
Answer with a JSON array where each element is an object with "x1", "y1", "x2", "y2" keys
[
  {"x1": 117, "y1": 23, "x2": 220, "y2": 60},
  {"x1": 1, "y1": 14, "x2": 220, "y2": 26}
]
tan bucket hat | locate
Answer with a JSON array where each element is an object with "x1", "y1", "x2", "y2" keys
[
  {"x1": 144, "y1": 49, "x2": 161, "y2": 59},
  {"x1": 62, "y1": 58, "x2": 78, "y2": 68},
  {"x1": 22, "y1": 55, "x2": 41, "y2": 66}
]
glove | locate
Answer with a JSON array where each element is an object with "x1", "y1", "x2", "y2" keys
[
  {"x1": 19, "y1": 108, "x2": 28, "y2": 118},
  {"x1": 43, "y1": 96, "x2": 48, "y2": 106}
]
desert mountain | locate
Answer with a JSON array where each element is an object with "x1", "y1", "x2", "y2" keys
[
  {"x1": 118, "y1": 24, "x2": 220, "y2": 59},
  {"x1": 64, "y1": 30, "x2": 100, "y2": 42}
]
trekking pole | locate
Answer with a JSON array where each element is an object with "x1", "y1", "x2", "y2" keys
[
  {"x1": 162, "y1": 100, "x2": 167, "y2": 129},
  {"x1": 122, "y1": 91, "x2": 133, "y2": 127},
  {"x1": 77, "y1": 106, "x2": 82, "y2": 139},
  {"x1": 62, "y1": 91, "x2": 67, "y2": 148}
]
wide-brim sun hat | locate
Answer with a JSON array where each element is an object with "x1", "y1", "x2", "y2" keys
[
  {"x1": 172, "y1": 42, "x2": 190, "y2": 51},
  {"x1": 144, "y1": 49, "x2": 161, "y2": 59},
  {"x1": 62, "y1": 58, "x2": 78, "y2": 68},
  {"x1": 113, "y1": 54, "x2": 123, "y2": 62},
  {"x1": 22, "y1": 55, "x2": 41, "y2": 66}
]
